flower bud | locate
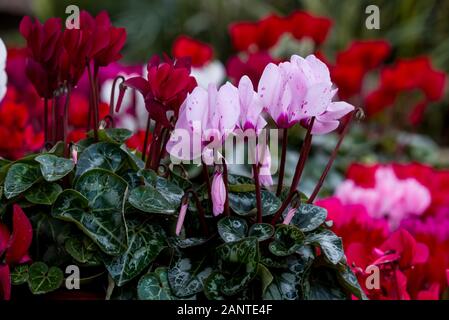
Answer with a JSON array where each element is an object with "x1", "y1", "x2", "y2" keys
[{"x1": 211, "y1": 172, "x2": 226, "y2": 216}]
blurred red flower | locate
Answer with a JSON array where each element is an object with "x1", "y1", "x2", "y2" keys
[
  {"x1": 172, "y1": 35, "x2": 213, "y2": 68},
  {"x1": 288, "y1": 10, "x2": 332, "y2": 46},
  {"x1": 226, "y1": 51, "x2": 276, "y2": 87}
]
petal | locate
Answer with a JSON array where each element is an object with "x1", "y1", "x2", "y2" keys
[
  {"x1": 216, "y1": 82, "x2": 240, "y2": 134},
  {"x1": 319, "y1": 101, "x2": 354, "y2": 121},
  {"x1": 0, "y1": 223, "x2": 10, "y2": 256},
  {"x1": 5, "y1": 205, "x2": 33, "y2": 265},
  {"x1": 123, "y1": 77, "x2": 150, "y2": 97},
  {"x1": 0, "y1": 264, "x2": 11, "y2": 300},
  {"x1": 185, "y1": 86, "x2": 209, "y2": 130},
  {"x1": 303, "y1": 83, "x2": 333, "y2": 117},
  {"x1": 258, "y1": 63, "x2": 282, "y2": 110},
  {"x1": 305, "y1": 54, "x2": 332, "y2": 84},
  {"x1": 311, "y1": 118, "x2": 339, "y2": 135}
]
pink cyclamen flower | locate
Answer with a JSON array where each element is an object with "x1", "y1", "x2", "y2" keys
[
  {"x1": 175, "y1": 200, "x2": 189, "y2": 236},
  {"x1": 258, "y1": 54, "x2": 354, "y2": 133},
  {"x1": 211, "y1": 172, "x2": 226, "y2": 216},
  {"x1": 283, "y1": 207, "x2": 297, "y2": 225},
  {"x1": 167, "y1": 82, "x2": 240, "y2": 162},
  {"x1": 237, "y1": 75, "x2": 266, "y2": 133}
]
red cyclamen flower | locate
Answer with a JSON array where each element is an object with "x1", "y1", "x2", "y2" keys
[
  {"x1": 0, "y1": 205, "x2": 33, "y2": 300},
  {"x1": 124, "y1": 55, "x2": 197, "y2": 127},
  {"x1": 172, "y1": 35, "x2": 213, "y2": 68}
]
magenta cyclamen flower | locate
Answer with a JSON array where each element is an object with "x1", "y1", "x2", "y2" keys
[
  {"x1": 258, "y1": 54, "x2": 354, "y2": 134},
  {"x1": 211, "y1": 172, "x2": 226, "y2": 216}
]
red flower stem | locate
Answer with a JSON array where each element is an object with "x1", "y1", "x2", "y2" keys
[
  {"x1": 157, "y1": 127, "x2": 169, "y2": 165},
  {"x1": 307, "y1": 112, "x2": 354, "y2": 204},
  {"x1": 142, "y1": 114, "x2": 151, "y2": 161},
  {"x1": 93, "y1": 64, "x2": 100, "y2": 139},
  {"x1": 189, "y1": 190, "x2": 209, "y2": 237},
  {"x1": 276, "y1": 128, "x2": 288, "y2": 196},
  {"x1": 52, "y1": 96, "x2": 57, "y2": 144},
  {"x1": 222, "y1": 158, "x2": 230, "y2": 217},
  {"x1": 271, "y1": 117, "x2": 315, "y2": 225},
  {"x1": 202, "y1": 161, "x2": 213, "y2": 211},
  {"x1": 44, "y1": 98, "x2": 49, "y2": 146},
  {"x1": 62, "y1": 86, "x2": 72, "y2": 156},
  {"x1": 146, "y1": 122, "x2": 162, "y2": 169},
  {"x1": 87, "y1": 63, "x2": 99, "y2": 140},
  {"x1": 253, "y1": 163, "x2": 263, "y2": 223}
]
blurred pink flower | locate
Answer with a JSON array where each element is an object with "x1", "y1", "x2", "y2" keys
[{"x1": 335, "y1": 167, "x2": 431, "y2": 227}]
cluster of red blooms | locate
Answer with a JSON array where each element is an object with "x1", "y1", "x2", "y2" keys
[
  {"x1": 226, "y1": 11, "x2": 332, "y2": 86},
  {"x1": 226, "y1": 13, "x2": 446, "y2": 123},
  {"x1": 20, "y1": 11, "x2": 126, "y2": 98},
  {"x1": 318, "y1": 163, "x2": 449, "y2": 300}
]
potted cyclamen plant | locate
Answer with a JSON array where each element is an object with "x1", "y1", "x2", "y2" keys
[{"x1": 0, "y1": 11, "x2": 366, "y2": 301}]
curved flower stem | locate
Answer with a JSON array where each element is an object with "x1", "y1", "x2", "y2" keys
[
  {"x1": 253, "y1": 163, "x2": 263, "y2": 223},
  {"x1": 271, "y1": 117, "x2": 315, "y2": 225},
  {"x1": 142, "y1": 114, "x2": 151, "y2": 161},
  {"x1": 307, "y1": 112, "x2": 355, "y2": 204},
  {"x1": 188, "y1": 190, "x2": 209, "y2": 237},
  {"x1": 222, "y1": 158, "x2": 230, "y2": 217},
  {"x1": 276, "y1": 128, "x2": 288, "y2": 196}
]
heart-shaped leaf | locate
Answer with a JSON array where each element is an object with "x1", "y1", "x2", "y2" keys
[
  {"x1": 257, "y1": 264, "x2": 274, "y2": 295},
  {"x1": 204, "y1": 272, "x2": 226, "y2": 300},
  {"x1": 168, "y1": 256, "x2": 212, "y2": 298},
  {"x1": 171, "y1": 237, "x2": 209, "y2": 249},
  {"x1": 228, "y1": 190, "x2": 281, "y2": 217},
  {"x1": 137, "y1": 267, "x2": 173, "y2": 300},
  {"x1": 25, "y1": 182, "x2": 62, "y2": 205},
  {"x1": 217, "y1": 216, "x2": 248, "y2": 243},
  {"x1": 264, "y1": 271, "x2": 299, "y2": 300},
  {"x1": 65, "y1": 237, "x2": 102, "y2": 266},
  {"x1": 286, "y1": 203, "x2": 327, "y2": 232},
  {"x1": 305, "y1": 230, "x2": 344, "y2": 265},
  {"x1": 10, "y1": 265, "x2": 29, "y2": 285},
  {"x1": 91, "y1": 128, "x2": 133, "y2": 144},
  {"x1": 337, "y1": 265, "x2": 368, "y2": 300},
  {"x1": 248, "y1": 223, "x2": 274, "y2": 242},
  {"x1": 104, "y1": 220, "x2": 167, "y2": 286},
  {"x1": 138, "y1": 170, "x2": 184, "y2": 204},
  {"x1": 53, "y1": 169, "x2": 128, "y2": 255},
  {"x1": 128, "y1": 185, "x2": 181, "y2": 215},
  {"x1": 35, "y1": 154, "x2": 74, "y2": 182},
  {"x1": 269, "y1": 224, "x2": 305, "y2": 257},
  {"x1": 27, "y1": 262, "x2": 63, "y2": 295},
  {"x1": 4, "y1": 163, "x2": 41, "y2": 199},
  {"x1": 216, "y1": 237, "x2": 259, "y2": 296},
  {"x1": 76, "y1": 142, "x2": 128, "y2": 176}
]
